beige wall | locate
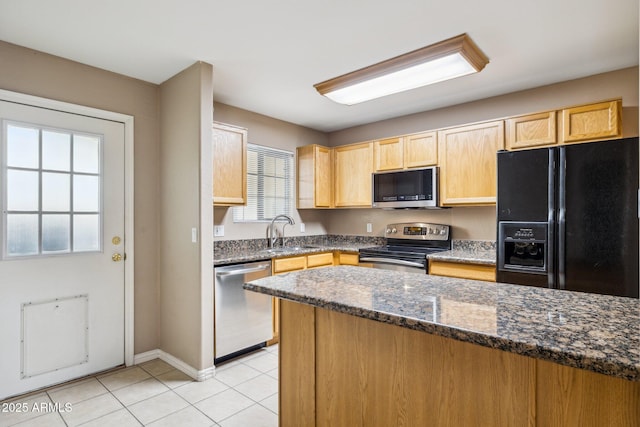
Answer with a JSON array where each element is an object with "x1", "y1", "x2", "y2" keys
[
  {"x1": 213, "y1": 103, "x2": 330, "y2": 241},
  {"x1": 0, "y1": 41, "x2": 160, "y2": 354},
  {"x1": 159, "y1": 62, "x2": 214, "y2": 370},
  {"x1": 324, "y1": 67, "x2": 639, "y2": 241}
]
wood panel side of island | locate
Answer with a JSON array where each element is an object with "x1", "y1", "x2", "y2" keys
[
  {"x1": 314, "y1": 307, "x2": 535, "y2": 427},
  {"x1": 279, "y1": 300, "x2": 315, "y2": 426},
  {"x1": 279, "y1": 299, "x2": 640, "y2": 427},
  {"x1": 536, "y1": 359, "x2": 640, "y2": 427}
]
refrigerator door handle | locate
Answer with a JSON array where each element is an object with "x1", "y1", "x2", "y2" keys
[
  {"x1": 547, "y1": 149, "x2": 555, "y2": 288},
  {"x1": 557, "y1": 147, "x2": 566, "y2": 290}
]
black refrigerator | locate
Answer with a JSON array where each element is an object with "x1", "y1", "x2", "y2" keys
[{"x1": 496, "y1": 137, "x2": 639, "y2": 298}]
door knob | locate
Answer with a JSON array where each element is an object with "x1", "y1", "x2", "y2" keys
[{"x1": 112, "y1": 253, "x2": 123, "y2": 262}]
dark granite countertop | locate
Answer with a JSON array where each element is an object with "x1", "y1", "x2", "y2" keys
[
  {"x1": 214, "y1": 243, "x2": 372, "y2": 266},
  {"x1": 245, "y1": 266, "x2": 640, "y2": 381},
  {"x1": 427, "y1": 248, "x2": 496, "y2": 266},
  {"x1": 427, "y1": 240, "x2": 497, "y2": 266}
]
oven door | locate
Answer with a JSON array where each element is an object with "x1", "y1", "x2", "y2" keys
[{"x1": 359, "y1": 256, "x2": 427, "y2": 274}]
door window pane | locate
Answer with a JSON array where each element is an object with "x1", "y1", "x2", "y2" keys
[
  {"x1": 3, "y1": 121, "x2": 103, "y2": 257},
  {"x1": 7, "y1": 170, "x2": 39, "y2": 211},
  {"x1": 7, "y1": 125, "x2": 39, "y2": 168},
  {"x1": 73, "y1": 175, "x2": 100, "y2": 212},
  {"x1": 7, "y1": 214, "x2": 39, "y2": 256},
  {"x1": 73, "y1": 135, "x2": 100, "y2": 173},
  {"x1": 42, "y1": 131, "x2": 71, "y2": 171},
  {"x1": 42, "y1": 214, "x2": 70, "y2": 253},
  {"x1": 42, "y1": 172, "x2": 70, "y2": 212},
  {"x1": 73, "y1": 215, "x2": 100, "y2": 252}
]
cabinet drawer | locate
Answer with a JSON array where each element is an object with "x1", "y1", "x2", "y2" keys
[
  {"x1": 338, "y1": 253, "x2": 360, "y2": 266},
  {"x1": 274, "y1": 256, "x2": 307, "y2": 273},
  {"x1": 307, "y1": 252, "x2": 334, "y2": 268},
  {"x1": 429, "y1": 261, "x2": 496, "y2": 282}
]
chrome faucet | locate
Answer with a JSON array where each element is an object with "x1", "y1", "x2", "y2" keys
[{"x1": 268, "y1": 214, "x2": 295, "y2": 248}]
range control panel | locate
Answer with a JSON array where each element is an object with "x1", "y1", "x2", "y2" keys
[{"x1": 384, "y1": 222, "x2": 450, "y2": 241}]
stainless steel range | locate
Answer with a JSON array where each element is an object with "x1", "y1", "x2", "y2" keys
[{"x1": 359, "y1": 222, "x2": 451, "y2": 273}]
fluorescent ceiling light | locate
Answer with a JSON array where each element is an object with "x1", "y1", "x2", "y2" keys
[{"x1": 314, "y1": 33, "x2": 489, "y2": 105}]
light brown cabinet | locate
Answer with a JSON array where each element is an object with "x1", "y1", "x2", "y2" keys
[
  {"x1": 297, "y1": 145, "x2": 333, "y2": 208},
  {"x1": 404, "y1": 131, "x2": 438, "y2": 168},
  {"x1": 561, "y1": 99, "x2": 622, "y2": 143},
  {"x1": 437, "y1": 120, "x2": 504, "y2": 206},
  {"x1": 505, "y1": 111, "x2": 557, "y2": 150},
  {"x1": 270, "y1": 251, "x2": 335, "y2": 344},
  {"x1": 373, "y1": 132, "x2": 437, "y2": 172},
  {"x1": 213, "y1": 122, "x2": 247, "y2": 206},
  {"x1": 373, "y1": 137, "x2": 404, "y2": 171},
  {"x1": 335, "y1": 252, "x2": 359, "y2": 266},
  {"x1": 334, "y1": 142, "x2": 373, "y2": 207},
  {"x1": 429, "y1": 260, "x2": 496, "y2": 282}
]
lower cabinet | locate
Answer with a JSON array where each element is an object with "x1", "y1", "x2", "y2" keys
[
  {"x1": 269, "y1": 251, "x2": 337, "y2": 345},
  {"x1": 429, "y1": 260, "x2": 496, "y2": 282}
]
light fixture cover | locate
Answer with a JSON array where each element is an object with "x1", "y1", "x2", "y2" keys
[{"x1": 314, "y1": 33, "x2": 489, "y2": 105}]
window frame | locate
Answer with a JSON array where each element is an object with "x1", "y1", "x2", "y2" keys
[{"x1": 233, "y1": 143, "x2": 294, "y2": 223}]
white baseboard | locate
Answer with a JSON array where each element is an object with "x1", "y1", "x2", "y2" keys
[{"x1": 133, "y1": 349, "x2": 215, "y2": 382}]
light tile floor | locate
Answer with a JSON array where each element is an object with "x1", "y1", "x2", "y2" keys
[{"x1": 0, "y1": 345, "x2": 278, "y2": 427}]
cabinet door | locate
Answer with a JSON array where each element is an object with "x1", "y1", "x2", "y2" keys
[
  {"x1": 273, "y1": 256, "x2": 306, "y2": 274},
  {"x1": 297, "y1": 145, "x2": 332, "y2": 208},
  {"x1": 404, "y1": 131, "x2": 437, "y2": 168},
  {"x1": 505, "y1": 111, "x2": 557, "y2": 150},
  {"x1": 429, "y1": 261, "x2": 496, "y2": 282},
  {"x1": 213, "y1": 122, "x2": 247, "y2": 205},
  {"x1": 338, "y1": 253, "x2": 360, "y2": 266},
  {"x1": 438, "y1": 121, "x2": 504, "y2": 206},
  {"x1": 374, "y1": 137, "x2": 403, "y2": 171},
  {"x1": 561, "y1": 100, "x2": 622, "y2": 144},
  {"x1": 307, "y1": 252, "x2": 334, "y2": 268},
  {"x1": 314, "y1": 146, "x2": 333, "y2": 207},
  {"x1": 334, "y1": 142, "x2": 373, "y2": 207}
]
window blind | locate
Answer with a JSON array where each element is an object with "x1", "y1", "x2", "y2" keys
[{"x1": 233, "y1": 143, "x2": 294, "y2": 222}]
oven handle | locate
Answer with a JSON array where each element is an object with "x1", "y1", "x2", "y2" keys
[{"x1": 359, "y1": 257, "x2": 425, "y2": 268}]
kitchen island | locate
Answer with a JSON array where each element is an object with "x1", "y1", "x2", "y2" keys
[{"x1": 245, "y1": 266, "x2": 640, "y2": 427}]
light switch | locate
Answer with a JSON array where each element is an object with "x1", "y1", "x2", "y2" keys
[
  {"x1": 192, "y1": 227, "x2": 198, "y2": 243},
  {"x1": 214, "y1": 225, "x2": 224, "y2": 237}
]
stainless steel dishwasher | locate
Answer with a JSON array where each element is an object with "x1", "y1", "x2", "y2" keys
[{"x1": 214, "y1": 260, "x2": 273, "y2": 364}]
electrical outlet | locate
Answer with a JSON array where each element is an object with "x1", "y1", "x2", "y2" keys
[
  {"x1": 214, "y1": 225, "x2": 224, "y2": 237},
  {"x1": 300, "y1": 223, "x2": 306, "y2": 233},
  {"x1": 366, "y1": 223, "x2": 373, "y2": 233}
]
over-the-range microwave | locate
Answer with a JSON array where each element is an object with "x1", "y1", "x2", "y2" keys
[{"x1": 372, "y1": 167, "x2": 440, "y2": 209}]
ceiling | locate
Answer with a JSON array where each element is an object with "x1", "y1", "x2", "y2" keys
[{"x1": 0, "y1": 0, "x2": 637, "y2": 132}]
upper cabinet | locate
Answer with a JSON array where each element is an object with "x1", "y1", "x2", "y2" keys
[
  {"x1": 505, "y1": 111, "x2": 557, "y2": 150},
  {"x1": 438, "y1": 120, "x2": 504, "y2": 206},
  {"x1": 561, "y1": 99, "x2": 622, "y2": 144},
  {"x1": 297, "y1": 144, "x2": 333, "y2": 208},
  {"x1": 404, "y1": 131, "x2": 438, "y2": 168},
  {"x1": 295, "y1": 98, "x2": 624, "y2": 209},
  {"x1": 373, "y1": 132, "x2": 437, "y2": 172},
  {"x1": 334, "y1": 142, "x2": 373, "y2": 207},
  {"x1": 213, "y1": 122, "x2": 247, "y2": 206},
  {"x1": 373, "y1": 137, "x2": 403, "y2": 171}
]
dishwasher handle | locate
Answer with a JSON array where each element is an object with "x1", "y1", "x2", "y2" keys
[{"x1": 215, "y1": 263, "x2": 271, "y2": 277}]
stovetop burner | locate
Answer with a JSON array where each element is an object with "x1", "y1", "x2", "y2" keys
[{"x1": 358, "y1": 222, "x2": 452, "y2": 268}]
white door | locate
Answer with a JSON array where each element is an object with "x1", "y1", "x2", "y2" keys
[{"x1": 0, "y1": 100, "x2": 126, "y2": 400}]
